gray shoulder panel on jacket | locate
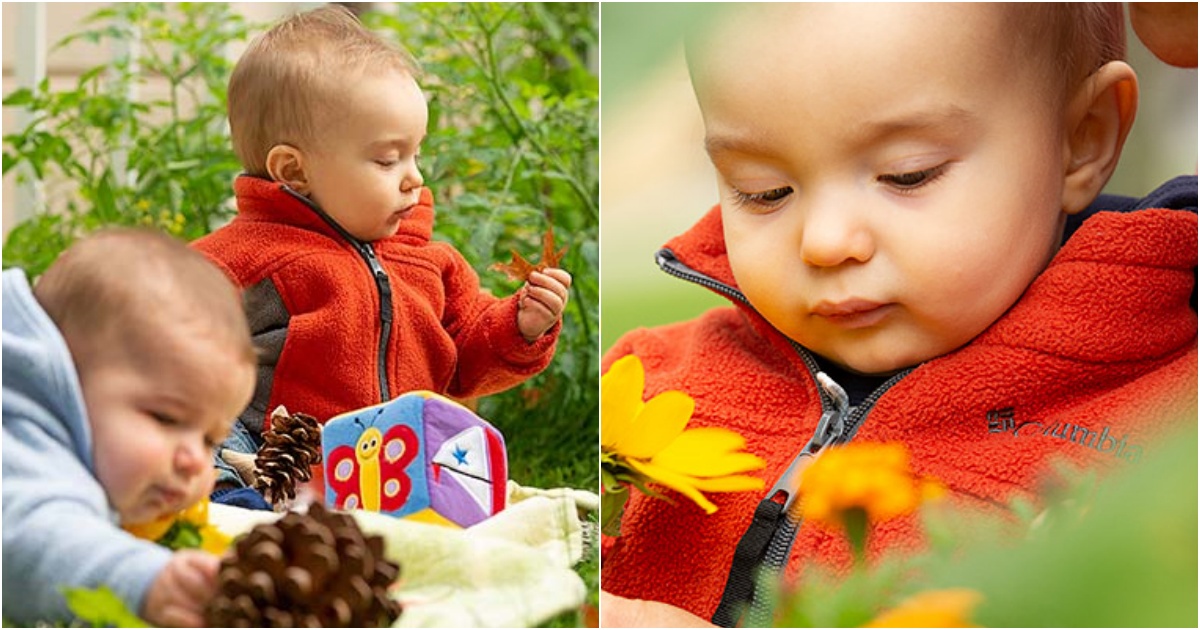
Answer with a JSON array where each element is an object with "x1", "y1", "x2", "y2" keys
[{"x1": 240, "y1": 277, "x2": 290, "y2": 433}]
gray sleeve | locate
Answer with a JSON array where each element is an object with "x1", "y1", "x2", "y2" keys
[
  {"x1": 238, "y1": 277, "x2": 291, "y2": 438},
  {"x1": 212, "y1": 277, "x2": 290, "y2": 488},
  {"x1": 3, "y1": 404, "x2": 171, "y2": 624}
]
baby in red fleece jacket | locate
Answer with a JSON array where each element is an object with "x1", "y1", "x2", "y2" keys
[
  {"x1": 602, "y1": 3, "x2": 1196, "y2": 626},
  {"x1": 193, "y1": 6, "x2": 572, "y2": 501}
]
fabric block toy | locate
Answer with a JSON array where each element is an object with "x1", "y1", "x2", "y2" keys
[{"x1": 323, "y1": 391, "x2": 507, "y2": 527}]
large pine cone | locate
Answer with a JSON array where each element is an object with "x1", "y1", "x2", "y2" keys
[
  {"x1": 255, "y1": 406, "x2": 322, "y2": 505},
  {"x1": 205, "y1": 503, "x2": 403, "y2": 627}
]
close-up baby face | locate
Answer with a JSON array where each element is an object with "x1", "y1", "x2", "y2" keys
[{"x1": 692, "y1": 3, "x2": 1075, "y2": 374}]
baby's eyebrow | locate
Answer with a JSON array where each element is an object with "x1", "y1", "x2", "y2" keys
[
  {"x1": 367, "y1": 136, "x2": 423, "y2": 150},
  {"x1": 704, "y1": 105, "x2": 981, "y2": 161},
  {"x1": 849, "y1": 105, "x2": 981, "y2": 145},
  {"x1": 704, "y1": 132, "x2": 777, "y2": 159}
]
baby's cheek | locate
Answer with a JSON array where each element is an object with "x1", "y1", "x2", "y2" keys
[{"x1": 191, "y1": 466, "x2": 218, "y2": 501}]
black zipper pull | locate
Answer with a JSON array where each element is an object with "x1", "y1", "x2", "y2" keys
[
  {"x1": 714, "y1": 372, "x2": 850, "y2": 627},
  {"x1": 746, "y1": 373, "x2": 850, "y2": 626}
]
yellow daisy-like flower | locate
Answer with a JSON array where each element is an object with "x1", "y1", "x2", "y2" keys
[
  {"x1": 864, "y1": 588, "x2": 983, "y2": 627},
  {"x1": 800, "y1": 442, "x2": 937, "y2": 528},
  {"x1": 123, "y1": 498, "x2": 231, "y2": 555},
  {"x1": 123, "y1": 512, "x2": 177, "y2": 542},
  {"x1": 602, "y1": 354, "x2": 766, "y2": 514}
]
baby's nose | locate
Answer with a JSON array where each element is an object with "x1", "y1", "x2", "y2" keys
[
  {"x1": 799, "y1": 202, "x2": 875, "y2": 267},
  {"x1": 174, "y1": 440, "x2": 208, "y2": 477},
  {"x1": 402, "y1": 163, "x2": 424, "y2": 192}
]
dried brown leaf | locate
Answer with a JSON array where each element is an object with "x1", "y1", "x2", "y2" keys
[{"x1": 490, "y1": 226, "x2": 570, "y2": 282}]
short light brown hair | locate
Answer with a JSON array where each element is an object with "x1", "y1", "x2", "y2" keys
[
  {"x1": 228, "y1": 5, "x2": 420, "y2": 176},
  {"x1": 1008, "y1": 3, "x2": 1126, "y2": 98},
  {"x1": 686, "y1": 3, "x2": 1126, "y2": 102},
  {"x1": 34, "y1": 228, "x2": 256, "y2": 371}
]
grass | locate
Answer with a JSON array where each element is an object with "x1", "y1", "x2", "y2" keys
[{"x1": 496, "y1": 398, "x2": 599, "y2": 627}]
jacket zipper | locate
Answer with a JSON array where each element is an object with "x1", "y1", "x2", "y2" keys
[
  {"x1": 657, "y1": 247, "x2": 913, "y2": 626},
  {"x1": 285, "y1": 186, "x2": 393, "y2": 402},
  {"x1": 746, "y1": 366, "x2": 910, "y2": 626}
]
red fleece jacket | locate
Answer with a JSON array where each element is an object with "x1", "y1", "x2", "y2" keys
[
  {"x1": 193, "y1": 176, "x2": 558, "y2": 426},
  {"x1": 601, "y1": 204, "x2": 1197, "y2": 621}
]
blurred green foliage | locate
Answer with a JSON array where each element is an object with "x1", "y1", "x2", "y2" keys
[
  {"x1": 3, "y1": 2, "x2": 250, "y2": 276},
  {"x1": 769, "y1": 424, "x2": 1198, "y2": 627}
]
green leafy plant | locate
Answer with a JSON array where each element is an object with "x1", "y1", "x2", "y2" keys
[
  {"x1": 3, "y1": 2, "x2": 253, "y2": 277},
  {"x1": 62, "y1": 586, "x2": 149, "y2": 628}
]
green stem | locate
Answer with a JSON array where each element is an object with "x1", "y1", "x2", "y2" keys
[{"x1": 843, "y1": 507, "x2": 870, "y2": 568}]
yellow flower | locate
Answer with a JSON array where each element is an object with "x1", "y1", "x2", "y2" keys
[
  {"x1": 864, "y1": 588, "x2": 983, "y2": 627},
  {"x1": 123, "y1": 512, "x2": 176, "y2": 542},
  {"x1": 800, "y1": 442, "x2": 936, "y2": 528},
  {"x1": 602, "y1": 354, "x2": 766, "y2": 514},
  {"x1": 123, "y1": 498, "x2": 231, "y2": 555},
  {"x1": 196, "y1": 523, "x2": 232, "y2": 555}
]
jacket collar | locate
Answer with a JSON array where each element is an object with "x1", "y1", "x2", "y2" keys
[{"x1": 232, "y1": 175, "x2": 437, "y2": 244}]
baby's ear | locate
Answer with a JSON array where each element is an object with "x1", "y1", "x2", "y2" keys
[
  {"x1": 1061, "y1": 61, "x2": 1138, "y2": 215},
  {"x1": 265, "y1": 144, "x2": 310, "y2": 193}
]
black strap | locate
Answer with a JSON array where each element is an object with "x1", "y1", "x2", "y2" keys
[{"x1": 711, "y1": 497, "x2": 785, "y2": 627}]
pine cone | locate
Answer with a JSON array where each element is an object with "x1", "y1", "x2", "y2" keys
[
  {"x1": 255, "y1": 406, "x2": 323, "y2": 505},
  {"x1": 205, "y1": 503, "x2": 403, "y2": 627}
]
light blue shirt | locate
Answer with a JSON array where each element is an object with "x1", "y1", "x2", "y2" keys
[{"x1": 2, "y1": 268, "x2": 170, "y2": 624}]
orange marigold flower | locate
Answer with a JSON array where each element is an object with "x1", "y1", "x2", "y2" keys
[
  {"x1": 864, "y1": 588, "x2": 983, "y2": 627},
  {"x1": 799, "y1": 442, "x2": 933, "y2": 528}
]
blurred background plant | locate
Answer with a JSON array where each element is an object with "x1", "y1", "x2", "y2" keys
[
  {"x1": 756, "y1": 424, "x2": 1197, "y2": 628},
  {"x1": 2, "y1": 3, "x2": 598, "y2": 624},
  {"x1": 2, "y1": 2, "x2": 249, "y2": 276}
]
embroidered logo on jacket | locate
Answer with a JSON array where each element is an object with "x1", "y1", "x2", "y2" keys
[{"x1": 986, "y1": 407, "x2": 1143, "y2": 463}]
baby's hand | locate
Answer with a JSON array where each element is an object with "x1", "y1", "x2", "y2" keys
[
  {"x1": 517, "y1": 268, "x2": 572, "y2": 341},
  {"x1": 142, "y1": 550, "x2": 220, "y2": 627},
  {"x1": 600, "y1": 591, "x2": 715, "y2": 627}
]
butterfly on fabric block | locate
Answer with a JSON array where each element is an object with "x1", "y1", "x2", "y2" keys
[{"x1": 322, "y1": 391, "x2": 508, "y2": 527}]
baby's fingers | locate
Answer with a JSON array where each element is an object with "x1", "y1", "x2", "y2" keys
[
  {"x1": 528, "y1": 269, "x2": 572, "y2": 301},
  {"x1": 156, "y1": 604, "x2": 207, "y2": 628},
  {"x1": 522, "y1": 283, "x2": 567, "y2": 315},
  {"x1": 176, "y1": 551, "x2": 220, "y2": 599}
]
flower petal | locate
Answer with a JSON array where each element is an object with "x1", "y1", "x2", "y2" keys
[
  {"x1": 689, "y1": 474, "x2": 765, "y2": 492},
  {"x1": 627, "y1": 458, "x2": 718, "y2": 514},
  {"x1": 601, "y1": 355, "x2": 646, "y2": 449},
  {"x1": 865, "y1": 588, "x2": 983, "y2": 627},
  {"x1": 618, "y1": 390, "x2": 695, "y2": 459},
  {"x1": 652, "y1": 428, "x2": 766, "y2": 477}
]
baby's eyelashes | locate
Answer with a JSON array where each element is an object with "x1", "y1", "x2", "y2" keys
[
  {"x1": 877, "y1": 163, "x2": 950, "y2": 193},
  {"x1": 730, "y1": 185, "x2": 794, "y2": 211},
  {"x1": 151, "y1": 411, "x2": 181, "y2": 427}
]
